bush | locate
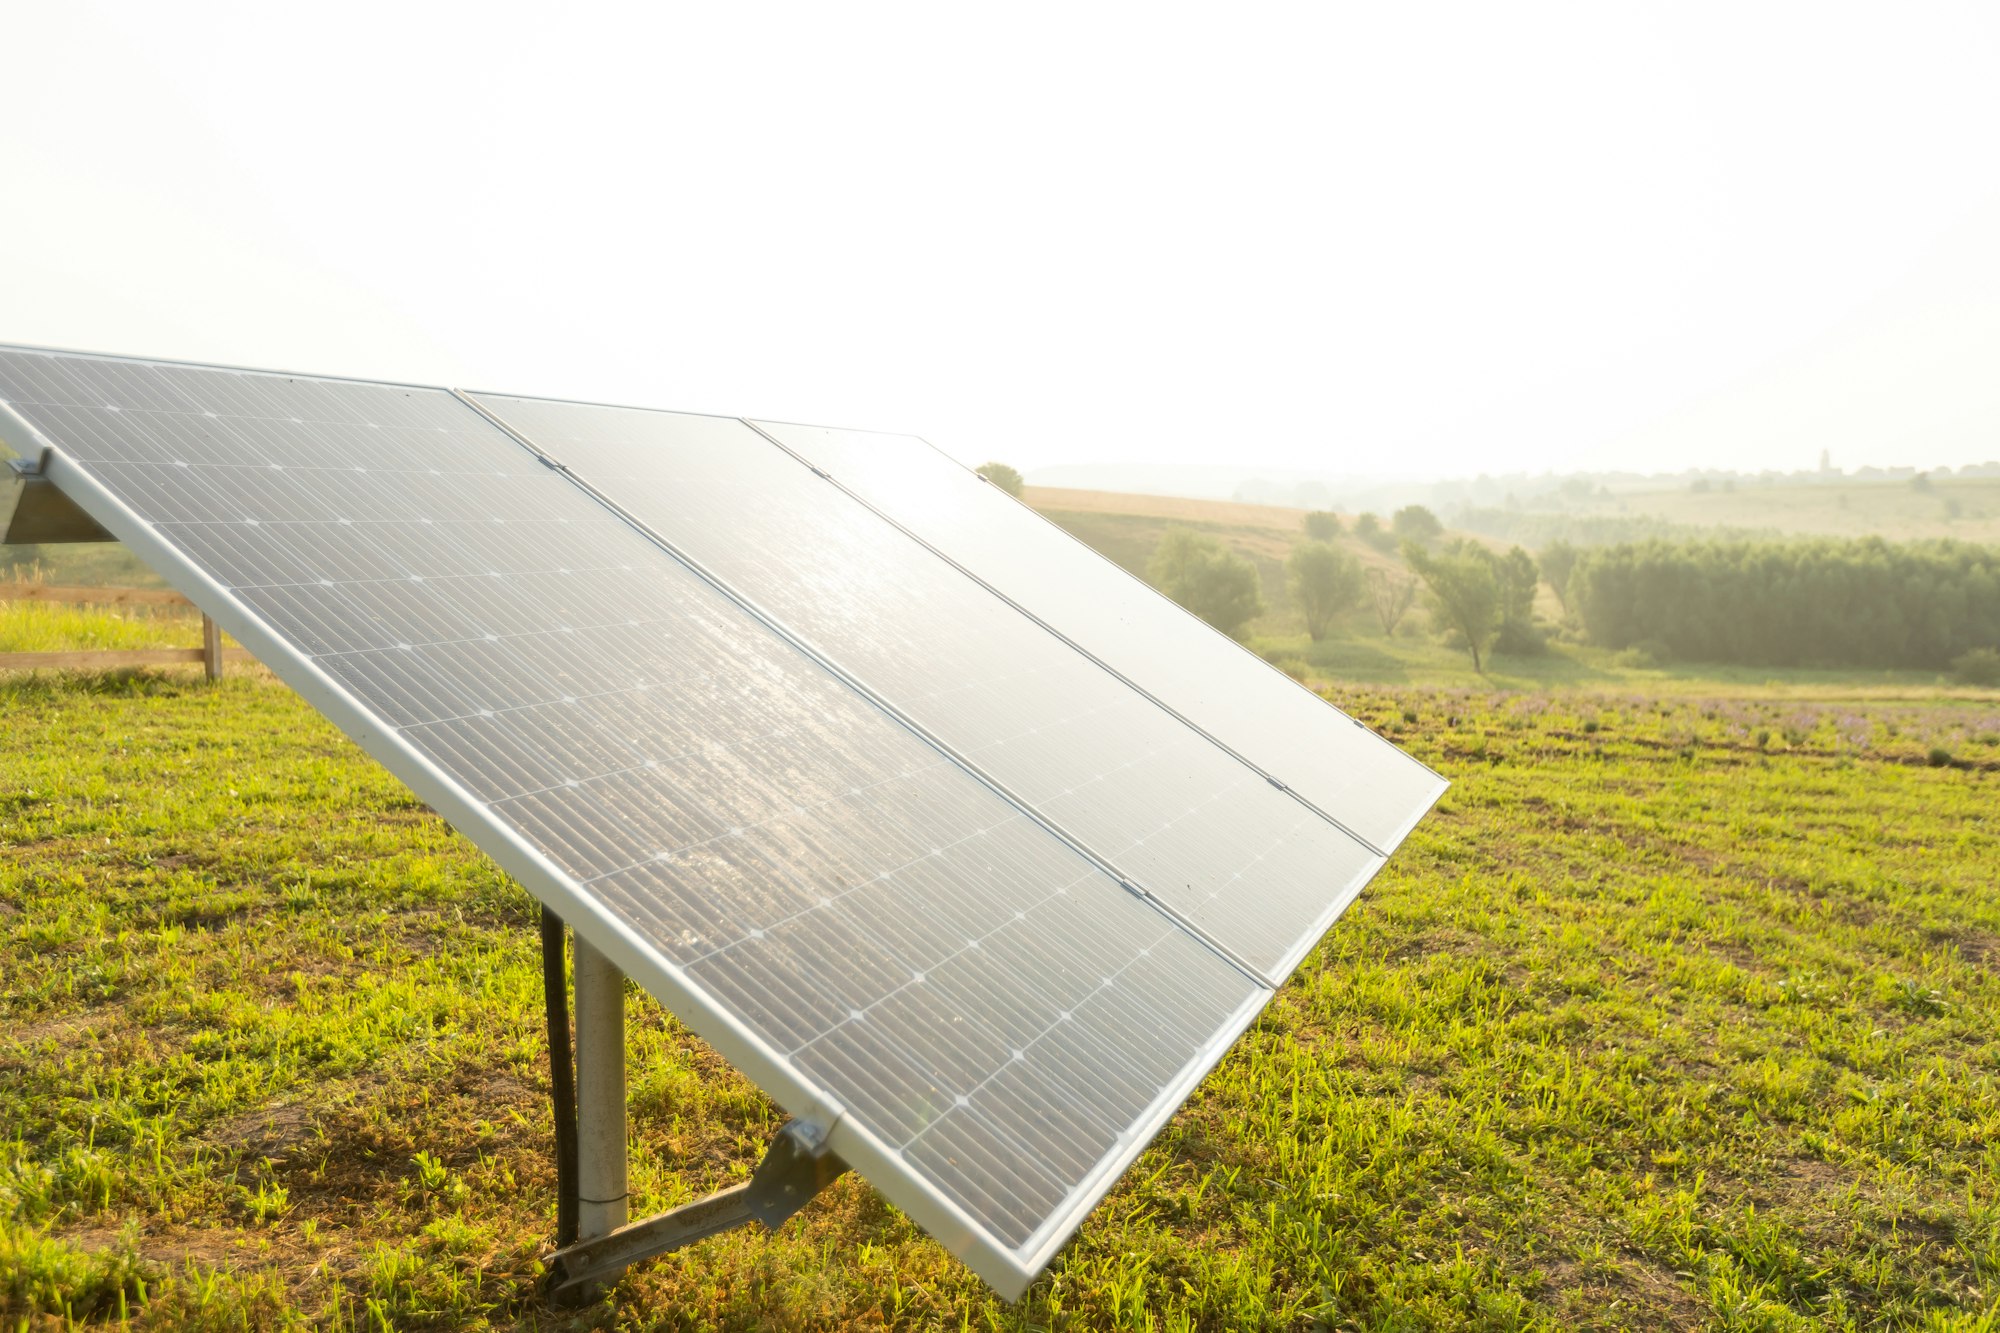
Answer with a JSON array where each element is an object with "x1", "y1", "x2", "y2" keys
[
  {"x1": 1493, "y1": 619, "x2": 1546, "y2": 656},
  {"x1": 1952, "y1": 647, "x2": 2000, "y2": 687},
  {"x1": 1148, "y1": 527, "x2": 1263, "y2": 639},
  {"x1": 1392, "y1": 505, "x2": 1445, "y2": 547},
  {"x1": 1354, "y1": 513, "x2": 1396, "y2": 553},
  {"x1": 975, "y1": 461, "x2": 1024, "y2": 497},
  {"x1": 1303, "y1": 510, "x2": 1343, "y2": 541}
]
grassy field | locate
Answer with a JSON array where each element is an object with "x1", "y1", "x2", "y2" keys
[
  {"x1": 3, "y1": 496, "x2": 1999, "y2": 1329},
  {"x1": 1544, "y1": 478, "x2": 2000, "y2": 545},
  {"x1": 3, "y1": 648, "x2": 1998, "y2": 1328}
]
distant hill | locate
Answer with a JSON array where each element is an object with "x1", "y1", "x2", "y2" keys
[
  {"x1": 1021, "y1": 485, "x2": 1404, "y2": 641},
  {"x1": 1481, "y1": 475, "x2": 2000, "y2": 546},
  {"x1": 1596, "y1": 475, "x2": 2000, "y2": 543}
]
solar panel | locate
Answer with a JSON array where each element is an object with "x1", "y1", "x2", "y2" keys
[
  {"x1": 465, "y1": 395, "x2": 1386, "y2": 982},
  {"x1": 0, "y1": 345, "x2": 1441, "y2": 1298},
  {"x1": 748, "y1": 421, "x2": 1447, "y2": 852}
]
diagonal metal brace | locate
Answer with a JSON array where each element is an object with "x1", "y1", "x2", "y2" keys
[
  {"x1": 544, "y1": 1119, "x2": 848, "y2": 1296},
  {"x1": 3, "y1": 456, "x2": 115, "y2": 545}
]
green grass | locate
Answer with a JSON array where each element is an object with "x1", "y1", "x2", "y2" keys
[
  {"x1": 1, "y1": 544, "x2": 167, "y2": 589},
  {"x1": 4, "y1": 655, "x2": 1998, "y2": 1328},
  {"x1": 0, "y1": 600, "x2": 206, "y2": 655},
  {"x1": 1250, "y1": 625, "x2": 1997, "y2": 699}
]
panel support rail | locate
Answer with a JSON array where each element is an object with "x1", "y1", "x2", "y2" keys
[{"x1": 539, "y1": 913, "x2": 848, "y2": 1300}]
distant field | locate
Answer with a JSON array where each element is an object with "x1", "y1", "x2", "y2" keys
[
  {"x1": 4, "y1": 670, "x2": 1996, "y2": 1329},
  {"x1": 1022, "y1": 486, "x2": 2000, "y2": 696},
  {"x1": 1567, "y1": 477, "x2": 2000, "y2": 544},
  {"x1": 1024, "y1": 485, "x2": 1401, "y2": 648}
]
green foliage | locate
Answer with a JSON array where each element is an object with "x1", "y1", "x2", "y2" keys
[
  {"x1": 1353, "y1": 512, "x2": 1396, "y2": 553},
  {"x1": 1284, "y1": 541, "x2": 1363, "y2": 641},
  {"x1": 1491, "y1": 545, "x2": 1545, "y2": 656},
  {"x1": 1391, "y1": 504, "x2": 1444, "y2": 548},
  {"x1": 1569, "y1": 537, "x2": 2000, "y2": 669},
  {"x1": 1539, "y1": 539, "x2": 1580, "y2": 612},
  {"x1": 1366, "y1": 566, "x2": 1418, "y2": 636},
  {"x1": 1403, "y1": 540, "x2": 1499, "y2": 671},
  {"x1": 1148, "y1": 527, "x2": 1264, "y2": 638},
  {"x1": 1401, "y1": 539, "x2": 1543, "y2": 668},
  {"x1": 974, "y1": 461, "x2": 1024, "y2": 497},
  {"x1": 1302, "y1": 510, "x2": 1343, "y2": 542},
  {"x1": 1953, "y1": 646, "x2": 2000, "y2": 687}
]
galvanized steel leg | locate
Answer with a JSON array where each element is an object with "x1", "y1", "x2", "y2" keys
[{"x1": 572, "y1": 934, "x2": 629, "y2": 1243}]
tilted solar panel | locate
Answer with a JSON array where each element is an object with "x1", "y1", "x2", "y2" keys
[
  {"x1": 748, "y1": 420, "x2": 1448, "y2": 853},
  {"x1": 465, "y1": 396, "x2": 1386, "y2": 983},
  {"x1": 0, "y1": 345, "x2": 1441, "y2": 1298}
]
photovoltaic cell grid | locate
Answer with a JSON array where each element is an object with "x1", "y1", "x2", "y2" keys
[
  {"x1": 467, "y1": 395, "x2": 1384, "y2": 982},
  {"x1": 749, "y1": 419, "x2": 1448, "y2": 852},
  {"x1": 0, "y1": 347, "x2": 1269, "y2": 1290}
]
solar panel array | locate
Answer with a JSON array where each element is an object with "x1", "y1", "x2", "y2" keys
[
  {"x1": 0, "y1": 345, "x2": 1441, "y2": 1298},
  {"x1": 746, "y1": 419, "x2": 1448, "y2": 851}
]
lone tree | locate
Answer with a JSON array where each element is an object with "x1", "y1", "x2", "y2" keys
[
  {"x1": 1493, "y1": 545, "x2": 1545, "y2": 655},
  {"x1": 1391, "y1": 504, "x2": 1445, "y2": 548},
  {"x1": 976, "y1": 461, "x2": 1024, "y2": 497},
  {"x1": 1302, "y1": 510, "x2": 1343, "y2": 542},
  {"x1": 1404, "y1": 540, "x2": 1499, "y2": 671},
  {"x1": 1149, "y1": 527, "x2": 1264, "y2": 639},
  {"x1": 1539, "y1": 539, "x2": 1579, "y2": 613},
  {"x1": 1285, "y1": 541, "x2": 1363, "y2": 641},
  {"x1": 1366, "y1": 566, "x2": 1418, "y2": 635}
]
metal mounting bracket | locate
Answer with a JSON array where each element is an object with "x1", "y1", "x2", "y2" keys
[
  {"x1": 543, "y1": 1118, "x2": 849, "y2": 1296},
  {"x1": 3, "y1": 456, "x2": 115, "y2": 545}
]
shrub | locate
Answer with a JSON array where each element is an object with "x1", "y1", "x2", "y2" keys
[
  {"x1": 1353, "y1": 513, "x2": 1396, "y2": 553},
  {"x1": 1392, "y1": 505, "x2": 1445, "y2": 548},
  {"x1": 1952, "y1": 647, "x2": 2000, "y2": 687},
  {"x1": 975, "y1": 461, "x2": 1024, "y2": 497},
  {"x1": 1148, "y1": 528, "x2": 1263, "y2": 639},
  {"x1": 1302, "y1": 510, "x2": 1343, "y2": 541}
]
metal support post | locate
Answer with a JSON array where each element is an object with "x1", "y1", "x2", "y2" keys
[
  {"x1": 540, "y1": 908, "x2": 579, "y2": 1247},
  {"x1": 572, "y1": 933, "x2": 629, "y2": 1241},
  {"x1": 541, "y1": 922, "x2": 849, "y2": 1299},
  {"x1": 200, "y1": 613, "x2": 224, "y2": 681}
]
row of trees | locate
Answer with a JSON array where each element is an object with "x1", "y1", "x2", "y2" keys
[
  {"x1": 1312, "y1": 505, "x2": 1446, "y2": 554},
  {"x1": 1562, "y1": 537, "x2": 2000, "y2": 669},
  {"x1": 1148, "y1": 524, "x2": 1442, "y2": 649}
]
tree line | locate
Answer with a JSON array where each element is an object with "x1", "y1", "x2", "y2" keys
[{"x1": 1563, "y1": 537, "x2": 2000, "y2": 669}]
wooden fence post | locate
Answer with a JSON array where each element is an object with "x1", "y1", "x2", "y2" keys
[{"x1": 201, "y1": 613, "x2": 224, "y2": 681}]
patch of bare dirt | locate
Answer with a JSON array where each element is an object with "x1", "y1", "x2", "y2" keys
[
  {"x1": 205, "y1": 1102, "x2": 316, "y2": 1162},
  {"x1": 5, "y1": 1000, "x2": 129, "y2": 1049}
]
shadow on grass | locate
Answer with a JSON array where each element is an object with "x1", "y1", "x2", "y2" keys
[{"x1": 0, "y1": 668, "x2": 213, "y2": 703}]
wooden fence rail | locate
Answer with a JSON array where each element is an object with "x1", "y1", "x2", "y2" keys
[{"x1": 0, "y1": 582, "x2": 253, "y2": 677}]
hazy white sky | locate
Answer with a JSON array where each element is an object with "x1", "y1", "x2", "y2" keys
[{"x1": 4, "y1": 2, "x2": 1996, "y2": 478}]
